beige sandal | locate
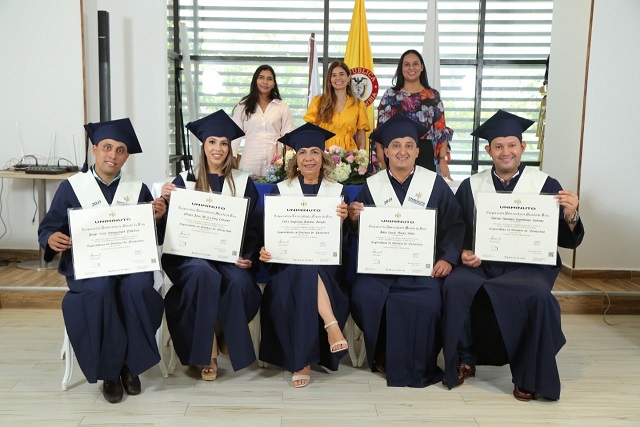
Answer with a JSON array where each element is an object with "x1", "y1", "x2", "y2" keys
[
  {"x1": 324, "y1": 320, "x2": 348, "y2": 353},
  {"x1": 292, "y1": 366, "x2": 311, "y2": 388},
  {"x1": 201, "y1": 358, "x2": 218, "y2": 381}
]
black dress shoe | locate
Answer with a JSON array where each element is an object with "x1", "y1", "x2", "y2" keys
[
  {"x1": 513, "y1": 384, "x2": 537, "y2": 401},
  {"x1": 120, "y1": 365, "x2": 141, "y2": 395},
  {"x1": 374, "y1": 358, "x2": 386, "y2": 374},
  {"x1": 103, "y1": 379, "x2": 124, "y2": 403}
]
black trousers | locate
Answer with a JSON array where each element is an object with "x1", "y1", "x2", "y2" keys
[{"x1": 416, "y1": 138, "x2": 435, "y2": 171}]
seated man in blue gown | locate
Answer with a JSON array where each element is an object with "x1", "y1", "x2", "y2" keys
[
  {"x1": 38, "y1": 118, "x2": 167, "y2": 403},
  {"x1": 441, "y1": 110, "x2": 585, "y2": 401},
  {"x1": 347, "y1": 114, "x2": 465, "y2": 387}
]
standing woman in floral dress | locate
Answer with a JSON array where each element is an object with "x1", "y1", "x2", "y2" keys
[{"x1": 375, "y1": 49, "x2": 454, "y2": 178}]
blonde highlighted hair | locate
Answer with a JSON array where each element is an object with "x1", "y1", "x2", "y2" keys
[
  {"x1": 194, "y1": 137, "x2": 238, "y2": 195},
  {"x1": 285, "y1": 150, "x2": 335, "y2": 182},
  {"x1": 316, "y1": 61, "x2": 359, "y2": 124}
]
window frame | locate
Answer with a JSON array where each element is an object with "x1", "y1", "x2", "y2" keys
[{"x1": 167, "y1": 0, "x2": 551, "y2": 178}]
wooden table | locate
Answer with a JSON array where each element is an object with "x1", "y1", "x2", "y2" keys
[{"x1": 0, "y1": 169, "x2": 76, "y2": 270}]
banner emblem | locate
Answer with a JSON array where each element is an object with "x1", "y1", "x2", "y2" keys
[{"x1": 350, "y1": 67, "x2": 378, "y2": 106}]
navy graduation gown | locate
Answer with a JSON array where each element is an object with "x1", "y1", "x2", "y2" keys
[
  {"x1": 258, "y1": 176, "x2": 351, "y2": 372},
  {"x1": 37, "y1": 173, "x2": 164, "y2": 383},
  {"x1": 350, "y1": 169, "x2": 465, "y2": 387},
  {"x1": 161, "y1": 173, "x2": 263, "y2": 370},
  {"x1": 442, "y1": 164, "x2": 585, "y2": 400}
]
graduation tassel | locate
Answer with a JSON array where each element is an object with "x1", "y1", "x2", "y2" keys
[{"x1": 81, "y1": 133, "x2": 89, "y2": 173}]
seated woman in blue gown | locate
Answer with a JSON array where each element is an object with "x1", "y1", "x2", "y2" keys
[
  {"x1": 259, "y1": 123, "x2": 350, "y2": 388},
  {"x1": 160, "y1": 110, "x2": 263, "y2": 381}
]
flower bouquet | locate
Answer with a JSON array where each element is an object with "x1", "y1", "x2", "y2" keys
[
  {"x1": 259, "y1": 146, "x2": 376, "y2": 184},
  {"x1": 262, "y1": 149, "x2": 296, "y2": 183},
  {"x1": 327, "y1": 145, "x2": 371, "y2": 185}
]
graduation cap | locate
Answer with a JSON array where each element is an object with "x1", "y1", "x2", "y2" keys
[
  {"x1": 84, "y1": 118, "x2": 142, "y2": 154},
  {"x1": 471, "y1": 109, "x2": 535, "y2": 143},
  {"x1": 278, "y1": 123, "x2": 335, "y2": 151},
  {"x1": 370, "y1": 114, "x2": 429, "y2": 148},
  {"x1": 186, "y1": 110, "x2": 245, "y2": 143}
]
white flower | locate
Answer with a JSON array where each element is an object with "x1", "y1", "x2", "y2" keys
[
  {"x1": 354, "y1": 149, "x2": 369, "y2": 167},
  {"x1": 284, "y1": 150, "x2": 296, "y2": 167},
  {"x1": 329, "y1": 162, "x2": 351, "y2": 182}
]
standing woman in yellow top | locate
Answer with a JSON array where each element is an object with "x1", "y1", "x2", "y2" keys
[{"x1": 304, "y1": 61, "x2": 370, "y2": 150}]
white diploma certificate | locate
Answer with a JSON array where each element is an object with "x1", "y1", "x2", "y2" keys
[
  {"x1": 357, "y1": 207, "x2": 436, "y2": 276},
  {"x1": 474, "y1": 192, "x2": 559, "y2": 265},
  {"x1": 69, "y1": 203, "x2": 159, "y2": 280},
  {"x1": 162, "y1": 188, "x2": 249, "y2": 263},
  {"x1": 264, "y1": 195, "x2": 342, "y2": 265}
]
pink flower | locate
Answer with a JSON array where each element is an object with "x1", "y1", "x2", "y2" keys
[
  {"x1": 328, "y1": 145, "x2": 341, "y2": 153},
  {"x1": 346, "y1": 155, "x2": 355, "y2": 164},
  {"x1": 358, "y1": 166, "x2": 367, "y2": 175},
  {"x1": 332, "y1": 155, "x2": 341, "y2": 165}
]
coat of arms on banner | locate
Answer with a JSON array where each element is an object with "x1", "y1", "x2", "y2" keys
[{"x1": 350, "y1": 67, "x2": 379, "y2": 106}]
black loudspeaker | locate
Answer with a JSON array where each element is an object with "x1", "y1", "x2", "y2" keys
[{"x1": 98, "y1": 11, "x2": 111, "y2": 121}]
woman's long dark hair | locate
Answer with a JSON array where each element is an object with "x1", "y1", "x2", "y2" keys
[
  {"x1": 391, "y1": 49, "x2": 430, "y2": 91},
  {"x1": 234, "y1": 64, "x2": 282, "y2": 121}
]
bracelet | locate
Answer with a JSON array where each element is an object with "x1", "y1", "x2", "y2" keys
[{"x1": 564, "y1": 211, "x2": 579, "y2": 224}]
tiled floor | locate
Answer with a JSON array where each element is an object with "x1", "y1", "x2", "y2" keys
[{"x1": 1, "y1": 308, "x2": 639, "y2": 426}]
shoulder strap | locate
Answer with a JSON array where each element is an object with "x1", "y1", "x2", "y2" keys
[
  {"x1": 402, "y1": 167, "x2": 436, "y2": 209},
  {"x1": 470, "y1": 166, "x2": 548, "y2": 203},
  {"x1": 68, "y1": 172, "x2": 108, "y2": 208},
  {"x1": 179, "y1": 171, "x2": 196, "y2": 190},
  {"x1": 68, "y1": 172, "x2": 141, "y2": 208},
  {"x1": 366, "y1": 167, "x2": 436, "y2": 209},
  {"x1": 277, "y1": 179, "x2": 303, "y2": 196},
  {"x1": 366, "y1": 171, "x2": 400, "y2": 207},
  {"x1": 223, "y1": 169, "x2": 250, "y2": 197}
]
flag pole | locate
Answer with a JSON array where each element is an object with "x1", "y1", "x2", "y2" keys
[
  {"x1": 308, "y1": 32, "x2": 315, "y2": 100},
  {"x1": 307, "y1": 34, "x2": 321, "y2": 108}
]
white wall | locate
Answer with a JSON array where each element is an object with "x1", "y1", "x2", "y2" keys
[
  {"x1": 0, "y1": 0, "x2": 85, "y2": 249},
  {"x1": 575, "y1": 0, "x2": 640, "y2": 270},
  {"x1": 544, "y1": 0, "x2": 591, "y2": 193},
  {"x1": 543, "y1": 0, "x2": 592, "y2": 268},
  {"x1": 545, "y1": 0, "x2": 640, "y2": 271},
  {"x1": 1, "y1": 0, "x2": 638, "y2": 271},
  {"x1": 89, "y1": 0, "x2": 170, "y2": 183},
  {"x1": 0, "y1": 0, "x2": 168, "y2": 250}
]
